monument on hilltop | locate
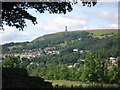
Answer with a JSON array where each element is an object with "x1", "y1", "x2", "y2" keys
[{"x1": 65, "y1": 26, "x2": 67, "y2": 32}]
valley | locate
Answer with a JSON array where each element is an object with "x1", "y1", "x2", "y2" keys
[{"x1": 1, "y1": 29, "x2": 120, "y2": 87}]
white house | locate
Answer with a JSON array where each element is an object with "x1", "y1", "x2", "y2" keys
[
  {"x1": 30, "y1": 62, "x2": 34, "y2": 65},
  {"x1": 78, "y1": 38, "x2": 82, "y2": 40},
  {"x1": 73, "y1": 49, "x2": 78, "y2": 52},
  {"x1": 67, "y1": 65, "x2": 73, "y2": 68},
  {"x1": 80, "y1": 50, "x2": 84, "y2": 53},
  {"x1": 109, "y1": 57, "x2": 116, "y2": 64},
  {"x1": 73, "y1": 63, "x2": 79, "y2": 67}
]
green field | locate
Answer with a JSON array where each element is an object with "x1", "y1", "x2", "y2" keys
[
  {"x1": 87, "y1": 29, "x2": 118, "y2": 35},
  {"x1": 8, "y1": 45, "x2": 23, "y2": 49},
  {"x1": 45, "y1": 80, "x2": 119, "y2": 88},
  {"x1": 87, "y1": 29, "x2": 118, "y2": 38},
  {"x1": 58, "y1": 29, "x2": 118, "y2": 39}
]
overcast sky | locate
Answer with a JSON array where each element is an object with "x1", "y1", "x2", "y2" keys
[{"x1": 0, "y1": 1, "x2": 119, "y2": 45}]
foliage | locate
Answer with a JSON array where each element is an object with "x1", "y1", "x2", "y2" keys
[
  {"x1": 80, "y1": 52, "x2": 109, "y2": 83},
  {"x1": 107, "y1": 58, "x2": 120, "y2": 84},
  {"x1": 27, "y1": 50, "x2": 119, "y2": 84},
  {"x1": 2, "y1": 56, "x2": 21, "y2": 68},
  {"x1": 21, "y1": 57, "x2": 31, "y2": 68},
  {"x1": 2, "y1": 2, "x2": 72, "y2": 30},
  {"x1": 2, "y1": 1, "x2": 98, "y2": 30}
]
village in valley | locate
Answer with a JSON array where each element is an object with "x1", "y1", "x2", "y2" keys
[
  {"x1": 0, "y1": 46, "x2": 119, "y2": 68},
  {"x1": 0, "y1": 47, "x2": 59, "y2": 59}
]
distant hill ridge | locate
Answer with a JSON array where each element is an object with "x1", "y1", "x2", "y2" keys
[
  {"x1": 34, "y1": 29, "x2": 118, "y2": 39},
  {"x1": 72, "y1": 29, "x2": 118, "y2": 31},
  {"x1": 33, "y1": 29, "x2": 118, "y2": 43},
  {"x1": 2, "y1": 29, "x2": 118, "y2": 54}
]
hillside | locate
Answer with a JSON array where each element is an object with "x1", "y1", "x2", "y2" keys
[
  {"x1": 2, "y1": 29, "x2": 119, "y2": 54},
  {"x1": 1, "y1": 29, "x2": 119, "y2": 67}
]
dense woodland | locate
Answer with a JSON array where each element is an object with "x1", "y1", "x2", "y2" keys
[{"x1": 2, "y1": 30, "x2": 120, "y2": 85}]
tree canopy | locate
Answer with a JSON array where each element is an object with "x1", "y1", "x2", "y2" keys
[
  {"x1": 2, "y1": 56, "x2": 21, "y2": 68},
  {"x1": 1, "y1": 1, "x2": 98, "y2": 30}
]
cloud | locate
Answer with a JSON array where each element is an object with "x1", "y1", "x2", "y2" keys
[
  {"x1": 34, "y1": 15, "x2": 87, "y2": 33},
  {"x1": 0, "y1": 26, "x2": 16, "y2": 43},
  {"x1": 89, "y1": 10, "x2": 118, "y2": 25},
  {"x1": 100, "y1": 0, "x2": 119, "y2": 2},
  {"x1": 107, "y1": 24, "x2": 118, "y2": 29},
  {"x1": 33, "y1": 9, "x2": 118, "y2": 32},
  {"x1": 0, "y1": 26, "x2": 36, "y2": 45},
  {"x1": 27, "y1": 8, "x2": 118, "y2": 35}
]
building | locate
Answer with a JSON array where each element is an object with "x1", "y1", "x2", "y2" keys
[
  {"x1": 109, "y1": 57, "x2": 116, "y2": 64},
  {"x1": 73, "y1": 49, "x2": 78, "y2": 52},
  {"x1": 67, "y1": 65, "x2": 73, "y2": 68},
  {"x1": 73, "y1": 63, "x2": 79, "y2": 67},
  {"x1": 80, "y1": 50, "x2": 84, "y2": 54}
]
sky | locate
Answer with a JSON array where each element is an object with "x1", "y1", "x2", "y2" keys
[{"x1": 0, "y1": 0, "x2": 119, "y2": 45}]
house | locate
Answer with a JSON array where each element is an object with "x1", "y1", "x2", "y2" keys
[
  {"x1": 30, "y1": 62, "x2": 34, "y2": 65},
  {"x1": 47, "y1": 50, "x2": 59, "y2": 54},
  {"x1": 0, "y1": 54, "x2": 2, "y2": 59},
  {"x1": 79, "y1": 50, "x2": 89, "y2": 54},
  {"x1": 80, "y1": 50, "x2": 84, "y2": 54},
  {"x1": 109, "y1": 57, "x2": 116, "y2": 64},
  {"x1": 73, "y1": 49, "x2": 78, "y2": 52},
  {"x1": 47, "y1": 51, "x2": 53, "y2": 54},
  {"x1": 45, "y1": 47, "x2": 56, "y2": 50},
  {"x1": 81, "y1": 59, "x2": 85, "y2": 61},
  {"x1": 67, "y1": 63, "x2": 79, "y2": 68},
  {"x1": 78, "y1": 38, "x2": 82, "y2": 40},
  {"x1": 73, "y1": 63, "x2": 79, "y2": 67},
  {"x1": 0, "y1": 60, "x2": 3, "y2": 62},
  {"x1": 67, "y1": 65, "x2": 73, "y2": 68}
]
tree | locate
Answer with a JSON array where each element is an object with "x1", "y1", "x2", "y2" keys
[
  {"x1": 80, "y1": 53, "x2": 96, "y2": 82},
  {"x1": 21, "y1": 57, "x2": 31, "y2": 68},
  {"x1": 2, "y1": 56, "x2": 21, "y2": 68},
  {"x1": 59, "y1": 65, "x2": 69, "y2": 80},
  {"x1": 80, "y1": 50, "x2": 110, "y2": 83},
  {"x1": 1, "y1": 1, "x2": 98, "y2": 30},
  {"x1": 108, "y1": 58, "x2": 120, "y2": 84}
]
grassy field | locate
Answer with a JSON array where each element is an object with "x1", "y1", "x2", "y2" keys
[
  {"x1": 87, "y1": 29, "x2": 118, "y2": 35},
  {"x1": 59, "y1": 29, "x2": 118, "y2": 39},
  {"x1": 8, "y1": 45, "x2": 23, "y2": 49},
  {"x1": 64, "y1": 29, "x2": 118, "y2": 35},
  {"x1": 45, "y1": 80, "x2": 119, "y2": 88}
]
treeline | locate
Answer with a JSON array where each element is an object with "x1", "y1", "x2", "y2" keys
[
  {"x1": 2, "y1": 49, "x2": 120, "y2": 84},
  {"x1": 28, "y1": 50, "x2": 120, "y2": 84},
  {"x1": 3, "y1": 50, "x2": 119, "y2": 84}
]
